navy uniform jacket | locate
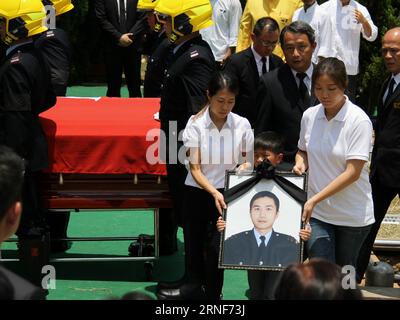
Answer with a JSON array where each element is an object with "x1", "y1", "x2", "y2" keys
[
  {"x1": 223, "y1": 229, "x2": 299, "y2": 267},
  {"x1": 223, "y1": 47, "x2": 284, "y2": 126},
  {"x1": 143, "y1": 32, "x2": 172, "y2": 98},
  {"x1": 34, "y1": 28, "x2": 72, "y2": 96},
  {"x1": 0, "y1": 43, "x2": 56, "y2": 171},
  {"x1": 159, "y1": 35, "x2": 216, "y2": 132},
  {"x1": 370, "y1": 77, "x2": 400, "y2": 188},
  {"x1": 0, "y1": 265, "x2": 45, "y2": 300}
]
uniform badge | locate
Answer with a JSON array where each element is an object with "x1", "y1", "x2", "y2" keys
[
  {"x1": 190, "y1": 50, "x2": 199, "y2": 58},
  {"x1": 394, "y1": 102, "x2": 400, "y2": 109}
]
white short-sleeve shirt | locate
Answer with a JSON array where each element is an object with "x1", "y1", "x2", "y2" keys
[
  {"x1": 298, "y1": 97, "x2": 374, "y2": 227},
  {"x1": 183, "y1": 107, "x2": 254, "y2": 189}
]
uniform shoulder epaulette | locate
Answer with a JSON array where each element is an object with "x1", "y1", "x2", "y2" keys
[{"x1": 275, "y1": 232, "x2": 298, "y2": 243}]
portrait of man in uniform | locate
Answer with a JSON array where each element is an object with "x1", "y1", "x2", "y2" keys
[{"x1": 221, "y1": 190, "x2": 301, "y2": 269}]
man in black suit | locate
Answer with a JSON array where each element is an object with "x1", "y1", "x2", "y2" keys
[
  {"x1": 95, "y1": 0, "x2": 146, "y2": 97},
  {"x1": 0, "y1": 146, "x2": 46, "y2": 300},
  {"x1": 223, "y1": 191, "x2": 299, "y2": 267},
  {"x1": 357, "y1": 27, "x2": 400, "y2": 282},
  {"x1": 255, "y1": 21, "x2": 317, "y2": 163},
  {"x1": 223, "y1": 17, "x2": 284, "y2": 126}
]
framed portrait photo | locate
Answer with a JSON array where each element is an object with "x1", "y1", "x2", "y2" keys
[{"x1": 219, "y1": 170, "x2": 307, "y2": 271}]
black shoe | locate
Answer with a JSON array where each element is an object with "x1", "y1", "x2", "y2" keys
[
  {"x1": 157, "y1": 276, "x2": 187, "y2": 291},
  {"x1": 157, "y1": 283, "x2": 205, "y2": 300}
]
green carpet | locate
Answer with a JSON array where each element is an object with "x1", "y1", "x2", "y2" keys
[
  {"x1": 1, "y1": 86, "x2": 249, "y2": 300},
  {"x1": 2, "y1": 210, "x2": 248, "y2": 300}
]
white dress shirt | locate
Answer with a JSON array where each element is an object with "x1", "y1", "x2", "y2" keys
[
  {"x1": 253, "y1": 229, "x2": 272, "y2": 247},
  {"x1": 383, "y1": 73, "x2": 400, "y2": 103},
  {"x1": 292, "y1": 1, "x2": 336, "y2": 64},
  {"x1": 183, "y1": 107, "x2": 254, "y2": 189},
  {"x1": 321, "y1": 0, "x2": 378, "y2": 75},
  {"x1": 116, "y1": 0, "x2": 127, "y2": 19},
  {"x1": 200, "y1": 0, "x2": 242, "y2": 61},
  {"x1": 251, "y1": 45, "x2": 269, "y2": 77}
]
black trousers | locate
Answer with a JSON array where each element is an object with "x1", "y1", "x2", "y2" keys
[
  {"x1": 183, "y1": 186, "x2": 224, "y2": 300},
  {"x1": 16, "y1": 171, "x2": 46, "y2": 236},
  {"x1": 104, "y1": 43, "x2": 142, "y2": 97},
  {"x1": 356, "y1": 176, "x2": 400, "y2": 281},
  {"x1": 247, "y1": 270, "x2": 281, "y2": 300},
  {"x1": 346, "y1": 75, "x2": 357, "y2": 104}
]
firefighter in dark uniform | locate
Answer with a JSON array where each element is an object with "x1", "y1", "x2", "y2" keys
[
  {"x1": 154, "y1": 0, "x2": 217, "y2": 299},
  {"x1": 34, "y1": 0, "x2": 74, "y2": 253},
  {"x1": 0, "y1": 0, "x2": 56, "y2": 286},
  {"x1": 36, "y1": 0, "x2": 73, "y2": 96},
  {"x1": 138, "y1": 0, "x2": 172, "y2": 98},
  {"x1": 223, "y1": 191, "x2": 299, "y2": 267},
  {"x1": 136, "y1": 0, "x2": 177, "y2": 256}
]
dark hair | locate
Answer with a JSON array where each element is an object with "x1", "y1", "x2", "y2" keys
[
  {"x1": 208, "y1": 71, "x2": 239, "y2": 97},
  {"x1": 249, "y1": 191, "x2": 280, "y2": 211},
  {"x1": 254, "y1": 131, "x2": 285, "y2": 154},
  {"x1": 280, "y1": 20, "x2": 315, "y2": 47},
  {"x1": 312, "y1": 57, "x2": 348, "y2": 91},
  {"x1": 120, "y1": 290, "x2": 156, "y2": 300},
  {"x1": 253, "y1": 17, "x2": 280, "y2": 36},
  {"x1": 275, "y1": 258, "x2": 363, "y2": 300},
  {"x1": 0, "y1": 145, "x2": 24, "y2": 220}
]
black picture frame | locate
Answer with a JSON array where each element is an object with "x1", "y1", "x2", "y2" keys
[{"x1": 218, "y1": 170, "x2": 307, "y2": 271}]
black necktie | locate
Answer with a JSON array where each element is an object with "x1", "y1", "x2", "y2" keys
[
  {"x1": 259, "y1": 236, "x2": 266, "y2": 248},
  {"x1": 384, "y1": 78, "x2": 396, "y2": 105},
  {"x1": 119, "y1": 0, "x2": 127, "y2": 33},
  {"x1": 261, "y1": 56, "x2": 267, "y2": 75},
  {"x1": 296, "y1": 72, "x2": 311, "y2": 107}
]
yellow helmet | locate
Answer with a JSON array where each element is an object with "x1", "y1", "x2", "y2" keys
[
  {"x1": 42, "y1": 0, "x2": 74, "y2": 16},
  {"x1": 0, "y1": 0, "x2": 48, "y2": 45},
  {"x1": 137, "y1": 0, "x2": 160, "y2": 12},
  {"x1": 137, "y1": 0, "x2": 162, "y2": 33},
  {"x1": 154, "y1": 0, "x2": 213, "y2": 43}
]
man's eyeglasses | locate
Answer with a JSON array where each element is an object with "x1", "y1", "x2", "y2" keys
[
  {"x1": 260, "y1": 40, "x2": 278, "y2": 48},
  {"x1": 381, "y1": 48, "x2": 400, "y2": 56}
]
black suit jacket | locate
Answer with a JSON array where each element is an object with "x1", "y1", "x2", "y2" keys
[
  {"x1": 95, "y1": 0, "x2": 146, "y2": 46},
  {"x1": 0, "y1": 266, "x2": 45, "y2": 300},
  {"x1": 254, "y1": 64, "x2": 318, "y2": 163},
  {"x1": 370, "y1": 77, "x2": 400, "y2": 188},
  {"x1": 223, "y1": 47, "x2": 284, "y2": 126},
  {"x1": 223, "y1": 229, "x2": 299, "y2": 267}
]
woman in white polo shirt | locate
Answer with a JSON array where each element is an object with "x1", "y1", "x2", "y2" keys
[
  {"x1": 182, "y1": 71, "x2": 253, "y2": 299},
  {"x1": 293, "y1": 57, "x2": 374, "y2": 270}
]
